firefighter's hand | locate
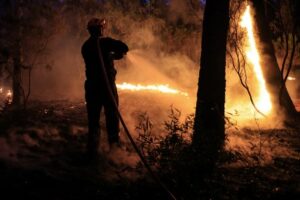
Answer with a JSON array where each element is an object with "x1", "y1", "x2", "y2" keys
[{"x1": 111, "y1": 51, "x2": 124, "y2": 60}]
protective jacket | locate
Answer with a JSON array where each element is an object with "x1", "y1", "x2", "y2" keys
[{"x1": 82, "y1": 36, "x2": 128, "y2": 88}]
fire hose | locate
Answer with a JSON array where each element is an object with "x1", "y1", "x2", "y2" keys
[{"x1": 96, "y1": 38, "x2": 177, "y2": 200}]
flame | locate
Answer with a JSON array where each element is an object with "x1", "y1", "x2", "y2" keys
[
  {"x1": 0, "y1": 87, "x2": 12, "y2": 105},
  {"x1": 287, "y1": 76, "x2": 296, "y2": 81},
  {"x1": 240, "y1": 6, "x2": 272, "y2": 114},
  {"x1": 6, "y1": 90, "x2": 12, "y2": 98},
  {"x1": 116, "y1": 82, "x2": 189, "y2": 97},
  {"x1": 6, "y1": 90, "x2": 12, "y2": 104}
]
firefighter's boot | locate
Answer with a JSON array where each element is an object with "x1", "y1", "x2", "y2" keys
[{"x1": 86, "y1": 128, "x2": 100, "y2": 159}]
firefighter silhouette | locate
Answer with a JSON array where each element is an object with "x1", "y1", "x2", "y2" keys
[{"x1": 81, "y1": 18, "x2": 128, "y2": 157}]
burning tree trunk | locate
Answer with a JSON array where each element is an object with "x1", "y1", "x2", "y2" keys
[
  {"x1": 193, "y1": 0, "x2": 230, "y2": 158},
  {"x1": 251, "y1": 0, "x2": 297, "y2": 116}
]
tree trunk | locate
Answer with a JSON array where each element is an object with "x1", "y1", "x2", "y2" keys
[
  {"x1": 193, "y1": 0, "x2": 230, "y2": 156},
  {"x1": 10, "y1": 0, "x2": 23, "y2": 107},
  {"x1": 11, "y1": 62, "x2": 23, "y2": 109},
  {"x1": 251, "y1": 0, "x2": 297, "y2": 116},
  {"x1": 12, "y1": 43, "x2": 22, "y2": 106}
]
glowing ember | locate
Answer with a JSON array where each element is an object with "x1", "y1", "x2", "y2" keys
[
  {"x1": 240, "y1": 6, "x2": 272, "y2": 114},
  {"x1": 116, "y1": 82, "x2": 189, "y2": 97}
]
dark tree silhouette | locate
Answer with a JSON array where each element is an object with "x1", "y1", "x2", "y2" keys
[
  {"x1": 193, "y1": 0, "x2": 230, "y2": 160},
  {"x1": 265, "y1": 0, "x2": 300, "y2": 106},
  {"x1": 0, "y1": 0, "x2": 59, "y2": 108},
  {"x1": 7, "y1": 0, "x2": 23, "y2": 106},
  {"x1": 251, "y1": 0, "x2": 297, "y2": 116}
]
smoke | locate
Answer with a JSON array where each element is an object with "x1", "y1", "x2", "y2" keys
[
  {"x1": 28, "y1": 34, "x2": 85, "y2": 100},
  {"x1": 24, "y1": 0, "x2": 289, "y2": 132},
  {"x1": 225, "y1": 127, "x2": 300, "y2": 167},
  {"x1": 168, "y1": 0, "x2": 191, "y2": 23},
  {"x1": 1, "y1": 1, "x2": 295, "y2": 128},
  {"x1": 2, "y1": 2, "x2": 300, "y2": 178},
  {"x1": 116, "y1": 50, "x2": 197, "y2": 138},
  {"x1": 23, "y1": 2, "x2": 200, "y2": 127},
  {"x1": 11, "y1": 2, "x2": 200, "y2": 170},
  {"x1": 168, "y1": 0, "x2": 203, "y2": 25}
]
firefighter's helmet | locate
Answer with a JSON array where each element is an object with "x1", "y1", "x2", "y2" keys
[{"x1": 87, "y1": 18, "x2": 106, "y2": 30}]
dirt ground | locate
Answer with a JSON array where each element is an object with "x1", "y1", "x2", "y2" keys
[{"x1": 0, "y1": 100, "x2": 299, "y2": 200}]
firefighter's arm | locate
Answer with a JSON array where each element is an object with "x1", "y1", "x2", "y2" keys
[{"x1": 109, "y1": 38, "x2": 129, "y2": 60}]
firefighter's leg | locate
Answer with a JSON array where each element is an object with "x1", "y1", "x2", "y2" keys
[
  {"x1": 86, "y1": 101, "x2": 102, "y2": 157},
  {"x1": 104, "y1": 85, "x2": 120, "y2": 145},
  {"x1": 104, "y1": 106, "x2": 120, "y2": 144}
]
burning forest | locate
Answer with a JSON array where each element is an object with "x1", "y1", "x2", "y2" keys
[{"x1": 0, "y1": 0, "x2": 300, "y2": 199}]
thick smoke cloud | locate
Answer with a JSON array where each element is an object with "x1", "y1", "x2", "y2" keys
[
  {"x1": 17, "y1": 1, "x2": 297, "y2": 129},
  {"x1": 28, "y1": 1, "x2": 202, "y2": 119}
]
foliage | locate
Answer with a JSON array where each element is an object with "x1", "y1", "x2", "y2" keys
[
  {"x1": 136, "y1": 107, "x2": 194, "y2": 173},
  {"x1": 268, "y1": 0, "x2": 300, "y2": 103}
]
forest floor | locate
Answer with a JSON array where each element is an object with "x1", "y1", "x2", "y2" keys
[{"x1": 0, "y1": 100, "x2": 299, "y2": 200}]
